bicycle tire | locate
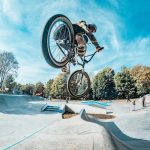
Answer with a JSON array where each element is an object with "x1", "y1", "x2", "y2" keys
[
  {"x1": 67, "y1": 70, "x2": 91, "y2": 98},
  {"x1": 42, "y1": 14, "x2": 74, "y2": 68}
]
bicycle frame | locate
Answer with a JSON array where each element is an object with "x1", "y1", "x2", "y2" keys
[
  {"x1": 66, "y1": 42, "x2": 97, "y2": 73},
  {"x1": 77, "y1": 51, "x2": 97, "y2": 69},
  {"x1": 66, "y1": 43, "x2": 98, "y2": 99}
]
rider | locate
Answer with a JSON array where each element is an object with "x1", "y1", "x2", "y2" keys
[
  {"x1": 72, "y1": 20, "x2": 104, "y2": 57},
  {"x1": 54, "y1": 20, "x2": 104, "y2": 72}
]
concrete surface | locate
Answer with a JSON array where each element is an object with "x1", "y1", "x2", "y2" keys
[
  {"x1": 66, "y1": 103, "x2": 106, "y2": 114},
  {"x1": 0, "y1": 94, "x2": 150, "y2": 150},
  {"x1": 15, "y1": 110, "x2": 116, "y2": 150},
  {"x1": 0, "y1": 95, "x2": 61, "y2": 149},
  {"x1": 110, "y1": 95, "x2": 150, "y2": 141},
  {"x1": 0, "y1": 94, "x2": 108, "y2": 150}
]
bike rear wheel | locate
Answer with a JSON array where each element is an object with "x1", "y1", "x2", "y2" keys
[
  {"x1": 42, "y1": 14, "x2": 74, "y2": 68},
  {"x1": 67, "y1": 70, "x2": 90, "y2": 98}
]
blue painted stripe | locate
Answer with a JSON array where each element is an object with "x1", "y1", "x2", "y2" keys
[
  {"x1": 42, "y1": 105, "x2": 60, "y2": 111},
  {"x1": 81, "y1": 100, "x2": 112, "y2": 107},
  {"x1": 4, "y1": 125, "x2": 49, "y2": 150},
  {"x1": 46, "y1": 105, "x2": 60, "y2": 108},
  {"x1": 81, "y1": 100, "x2": 111, "y2": 104}
]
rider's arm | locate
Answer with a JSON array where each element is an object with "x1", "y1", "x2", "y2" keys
[
  {"x1": 77, "y1": 21, "x2": 103, "y2": 52},
  {"x1": 87, "y1": 33, "x2": 101, "y2": 49}
]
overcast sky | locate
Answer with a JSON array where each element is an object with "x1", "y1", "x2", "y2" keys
[{"x1": 0, "y1": 0, "x2": 150, "y2": 84}]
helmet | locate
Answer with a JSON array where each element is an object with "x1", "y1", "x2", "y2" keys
[{"x1": 88, "y1": 24, "x2": 97, "y2": 32}]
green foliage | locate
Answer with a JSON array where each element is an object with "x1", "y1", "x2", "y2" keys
[
  {"x1": 130, "y1": 65, "x2": 150, "y2": 96},
  {"x1": 4, "y1": 74, "x2": 16, "y2": 92},
  {"x1": 87, "y1": 88, "x2": 93, "y2": 99},
  {"x1": 0, "y1": 51, "x2": 19, "y2": 90},
  {"x1": 92, "y1": 68, "x2": 116, "y2": 100},
  {"x1": 114, "y1": 67, "x2": 137, "y2": 99},
  {"x1": 21, "y1": 84, "x2": 35, "y2": 95},
  {"x1": 51, "y1": 73, "x2": 69, "y2": 99},
  {"x1": 35, "y1": 82, "x2": 44, "y2": 94},
  {"x1": 14, "y1": 83, "x2": 22, "y2": 94},
  {"x1": 44, "y1": 79, "x2": 54, "y2": 98},
  {"x1": 136, "y1": 83, "x2": 148, "y2": 97}
]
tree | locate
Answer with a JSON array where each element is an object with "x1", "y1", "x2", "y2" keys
[
  {"x1": 14, "y1": 83, "x2": 22, "y2": 94},
  {"x1": 130, "y1": 65, "x2": 150, "y2": 96},
  {"x1": 92, "y1": 68, "x2": 116, "y2": 100},
  {"x1": 92, "y1": 74, "x2": 98, "y2": 99},
  {"x1": 35, "y1": 82, "x2": 44, "y2": 95},
  {"x1": 21, "y1": 84, "x2": 35, "y2": 95},
  {"x1": 51, "y1": 73, "x2": 69, "y2": 99},
  {"x1": 4, "y1": 74, "x2": 16, "y2": 93},
  {"x1": 115, "y1": 67, "x2": 137, "y2": 99},
  {"x1": 44, "y1": 79, "x2": 54, "y2": 98},
  {"x1": 0, "y1": 51, "x2": 19, "y2": 90}
]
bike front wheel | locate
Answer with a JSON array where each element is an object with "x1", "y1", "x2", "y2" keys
[
  {"x1": 42, "y1": 14, "x2": 74, "y2": 68},
  {"x1": 67, "y1": 70, "x2": 91, "y2": 98}
]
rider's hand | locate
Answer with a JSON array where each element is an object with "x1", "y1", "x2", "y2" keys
[{"x1": 96, "y1": 46, "x2": 104, "y2": 52}]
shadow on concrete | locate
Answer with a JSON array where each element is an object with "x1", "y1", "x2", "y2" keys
[
  {"x1": 89, "y1": 116, "x2": 150, "y2": 150},
  {"x1": 0, "y1": 95, "x2": 62, "y2": 115}
]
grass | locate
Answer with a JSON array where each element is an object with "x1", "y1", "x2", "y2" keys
[
  {"x1": 88, "y1": 114, "x2": 115, "y2": 119},
  {"x1": 62, "y1": 113, "x2": 115, "y2": 119},
  {"x1": 62, "y1": 113, "x2": 78, "y2": 119}
]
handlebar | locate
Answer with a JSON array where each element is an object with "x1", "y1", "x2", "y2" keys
[
  {"x1": 84, "y1": 51, "x2": 97, "y2": 63},
  {"x1": 83, "y1": 47, "x2": 104, "y2": 63},
  {"x1": 77, "y1": 51, "x2": 97, "y2": 67},
  {"x1": 76, "y1": 46, "x2": 104, "y2": 67}
]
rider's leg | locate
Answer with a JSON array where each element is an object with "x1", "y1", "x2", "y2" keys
[{"x1": 75, "y1": 34, "x2": 86, "y2": 57}]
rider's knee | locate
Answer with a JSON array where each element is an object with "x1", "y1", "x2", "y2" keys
[{"x1": 75, "y1": 34, "x2": 83, "y2": 41}]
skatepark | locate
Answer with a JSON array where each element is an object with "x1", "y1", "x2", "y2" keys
[
  {"x1": 0, "y1": 94, "x2": 150, "y2": 150},
  {"x1": 0, "y1": 0, "x2": 150, "y2": 149}
]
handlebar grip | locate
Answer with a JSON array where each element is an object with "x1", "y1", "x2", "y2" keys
[
  {"x1": 97, "y1": 47, "x2": 104, "y2": 52},
  {"x1": 84, "y1": 59, "x2": 88, "y2": 63}
]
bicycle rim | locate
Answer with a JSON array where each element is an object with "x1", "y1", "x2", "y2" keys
[{"x1": 68, "y1": 70, "x2": 90, "y2": 98}]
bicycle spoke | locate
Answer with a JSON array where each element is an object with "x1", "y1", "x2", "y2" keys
[
  {"x1": 54, "y1": 49, "x2": 60, "y2": 60},
  {"x1": 69, "y1": 72, "x2": 89, "y2": 96},
  {"x1": 51, "y1": 47, "x2": 57, "y2": 54},
  {"x1": 56, "y1": 43, "x2": 66, "y2": 56},
  {"x1": 47, "y1": 19, "x2": 72, "y2": 63}
]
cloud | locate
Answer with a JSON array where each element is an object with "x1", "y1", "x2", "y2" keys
[
  {"x1": 16, "y1": 63, "x2": 60, "y2": 84},
  {"x1": 0, "y1": 0, "x2": 149, "y2": 84},
  {"x1": 108, "y1": 0, "x2": 119, "y2": 8},
  {"x1": 95, "y1": 36, "x2": 150, "y2": 72},
  {"x1": 0, "y1": 0, "x2": 23, "y2": 24}
]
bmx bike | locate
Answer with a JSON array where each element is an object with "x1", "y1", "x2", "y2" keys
[{"x1": 42, "y1": 14, "x2": 99, "y2": 98}]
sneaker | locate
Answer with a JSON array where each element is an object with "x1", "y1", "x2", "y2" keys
[{"x1": 61, "y1": 65, "x2": 68, "y2": 72}]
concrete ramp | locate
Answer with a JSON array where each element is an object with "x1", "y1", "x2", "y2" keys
[
  {"x1": 89, "y1": 112, "x2": 150, "y2": 150},
  {"x1": 66, "y1": 103, "x2": 106, "y2": 114},
  {"x1": 15, "y1": 108, "x2": 149, "y2": 150},
  {"x1": 78, "y1": 109, "x2": 150, "y2": 150},
  {"x1": 80, "y1": 109, "x2": 89, "y2": 121},
  {"x1": 41, "y1": 103, "x2": 61, "y2": 112},
  {"x1": 1, "y1": 94, "x2": 150, "y2": 150},
  {"x1": 14, "y1": 109, "x2": 117, "y2": 150},
  {"x1": 0, "y1": 94, "x2": 62, "y2": 150},
  {"x1": 0, "y1": 94, "x2": 45, "y2": 114}
]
